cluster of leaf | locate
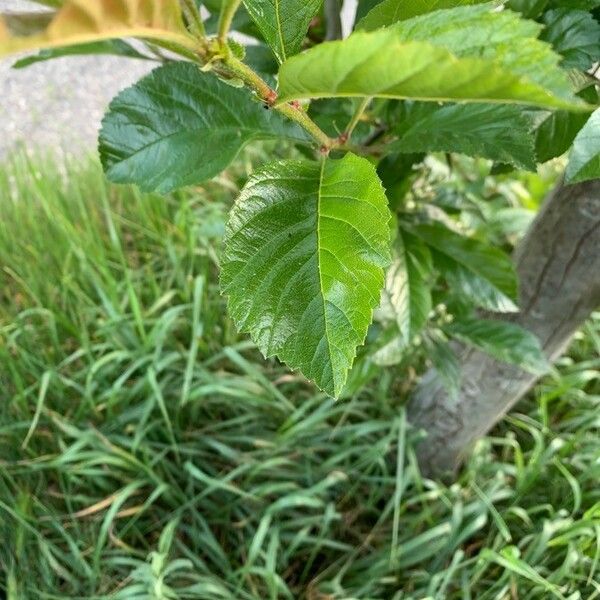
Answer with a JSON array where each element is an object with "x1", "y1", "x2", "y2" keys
[
  {"x1": 350, "y1": 156, "x2": 559, "y2": 398},
  {"x1": 1, "y1": 0, "x2": 598, "y2": 397}
]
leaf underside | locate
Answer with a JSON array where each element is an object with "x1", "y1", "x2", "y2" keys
[
  {"x1": 277, "y1": 5, "x2": 585, "y2": 111},
  {"x1": 0, "y1": 0, "x2": 194, "y2": 59},
  {"x1": 566, "y1": 108, "x2": 600, "y2": 184},
  {"x1": 12, "y1": 39, "x2": 150, "y2": 69},
  {"x1": 221, "y1": 154, "x2": 391, "y2": 397},
  {"x1": 378, "y1": 231, "x2": 432, "y2": 345},
  {"x1": 357, "y1": 0, "x2": 490, "y2": 31},
  {"x1": 373, "y1": 231, "x2": 432, "y2": 366},
  {"x1": 535, "y1": 85, "x2": 599, "y2": 163}
]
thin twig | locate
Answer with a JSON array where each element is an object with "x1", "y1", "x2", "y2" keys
[
  {"x1": 181, "y1": 0, "x2": 205, "y2": 37},
  {"x1": 222, "y1": 55, "x2": 335, "y2": 150},
  {"x1": 343, "y1": 97, "x2": 371, "y2": 142},
  {"x1": 217, "y1": 0, "x2": 243, "y2": 42}
]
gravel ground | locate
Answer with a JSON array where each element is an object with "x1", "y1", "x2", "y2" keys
[
  {"x1": 0, "y1": 0, "x2": 357, "y2": 158},
  {"x1": 0, "y1": 0, "x2": 153, "y2": 158}
]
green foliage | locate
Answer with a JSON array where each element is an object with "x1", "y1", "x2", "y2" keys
[
  {"x1": 378, "y1": 231, "x2": 433, "y2": 349},
  {"x1": 507, "y1": 0, "x2": 549, "y2": 17},
  {"x1": 357, "y1": 0, "x2": 491, "y2": 31},
  {"x1": 566, "y1": 107, "x2": 600, "y2": 183},
  {"x1": 445, "y1": 317, "x2": 549, "y2": 373},
  {"x1": 221, "y1": 154, "x2": 391, "y2": 396},
  {"x1": 535, "y1": 85, "x2": 600, "y2": 163},
  {"x1": 540, "y1": 8, "x2": 600, "y2": 70},
  {"x1": 424, "y1": 329, "x2": 462, "y2": 396},
  {"x1": 278, "y1": 8, "x2": 585, "y2": 110},
  {"x1": 551, "y1": 0, "x2": 600, "y2": 9},
  {"x1": 1, "y1": 156, "x2": 599, "y2": 598},
  {"x1": 355, "y1": 0, "x2": 384, "y2": 22},
  {"x1": 411, "y1": 222, "x2": 519, "y2": 307},
  {"x1": 1, "y1": 0, "x2": 599, "y2": 395},
  {"x1": 99, "y1": 62, "x2": 309, "y2": 193},
  {"x1": 242, "y1": 0, "x2": 323, "y2": 61},
  {"x1": 387, "y1": 101, "x2": 537, "y2": 170}
]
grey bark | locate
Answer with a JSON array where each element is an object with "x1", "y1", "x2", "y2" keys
[{"x1": 407, "y1": 179, "x2": 600, "y2": 476}]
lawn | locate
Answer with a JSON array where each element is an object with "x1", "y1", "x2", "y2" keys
[{"x1": 0, "y1": 152, "x2": 598, "y2": 599}]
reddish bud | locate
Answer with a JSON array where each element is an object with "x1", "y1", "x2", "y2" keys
[{"x1": 265, "y1": 89, "x2": 278, "y2": 106}]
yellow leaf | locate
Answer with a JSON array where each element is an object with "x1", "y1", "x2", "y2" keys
[{"x1": 0, "y1": 0, "x2": 196, "y2": 58}]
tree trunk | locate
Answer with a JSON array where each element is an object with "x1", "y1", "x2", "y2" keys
[{"x1": 407, "y1": 179, "x2": 600, "y2": 476}]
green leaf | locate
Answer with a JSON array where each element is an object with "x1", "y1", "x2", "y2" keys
[
  {"x1": 201, "y1": 0, "x2": 223, "y2": 12},
  {"x1": 540, "y1": 9, "x2": 600, "y2": 71},
  {"x1": 424, "y1": 330, "x2": 461, "y2": 397},
  {"x1": 387, "y1": 101, "x2": 537, "y2": 170},
  {"x1": 410, "y1": 222, "x2": 519, "y2": 309},
  {"x1": 0, "y1": 0, "x2": 195, "y2": 59},
  {"x1": 221, "y1": 153, "x2": 392, "y2": 397},
  {"x1": 355, "y1": 0, "x2": 385, "y2": 22},
  {"x1": 565, "y1": 107, "x2": 600, "y2": 184},
  {"x1": 244, "y1": 44, "x2": 279, "y2": 75},
  {"x1": 549, "y1": 0, "x2": 600, "y2": 9},
  {"x1": 278, "y1": 5, "x2": 586, "y2": 111},
  {"x1": 378, "y1": 231, "x2": 433, "y2": 347},
  {"x1": 357, "y1": 0, "x2": 489, "y2": 31},
  {"x1": 308, "y1": 98, "x2": 371, "y2": 139},
  {"x1": 242, "y1": 0, "x2": 323, "y2": 62},
  {"x1": 506, "y1": 0, "x2": 548, "y2": 17},
  {"x1": 535, "y1": 85, "x2": 599, "y2": 163},
  {"x1": 381, "y1": 4, "x2": 580, "y2": 104},
  {"x1": 12, "y1": 39, "x2": 151, "y2": 69},
  {"x1": 371, "y1": 331, "x2": 408, "y2": 366},
  {"x1": 377, "y1": 152, "x2": 424, "y2": 209},
  {"x1": 435, "y1": 251, "x2": 519, "y2": 313},
  {"x1": 26, "y1": 0, "x2": 63, "y2": 6},
  {"x1": 445, "y1": 317, "x2": 549, "y2": 374},
  {"x1": 98, "y1": 62, "x2": 309, "y2": 193},
  {"x1": 535, "y1": 85, "x2": 600, "y2": 162}
]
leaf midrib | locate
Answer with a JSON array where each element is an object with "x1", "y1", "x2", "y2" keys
[
  {"x1": 274, "y1": 0, "x2": 286, "y2": 60},
  {"x1": 317, "y1": 159, "x2": 335, "y2": 393}
]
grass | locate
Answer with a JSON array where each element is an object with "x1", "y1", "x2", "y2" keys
[{"x1": 0, "y1": 153, "x2": 598, "y2": 599}]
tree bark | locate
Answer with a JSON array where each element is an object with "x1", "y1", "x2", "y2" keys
[{"x1": 407, "y1": 179, "x2": 600, "y2": 476}]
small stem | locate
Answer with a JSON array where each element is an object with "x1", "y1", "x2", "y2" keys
[
  {"x1": 218, "y1": 0, "x2": 243, "y2": 42},
  {"x1": 223, "y1": 55, "x2": 334, "y2": 149},
  {"x1": 278, "y1": 103, "x2": 334, "y2": 150},
  {"x1": 151, "y1": 38, "x2": 202, "y2": 62},
  {"x1": 220, "y1": 54, "x2": 277, "y2": 101},
  {"x1": 344, "y1": 97, "x2": 371, "y2": 142},
  {"x1": 181, "y1": 0, "x2": 205, "y2": 37}
]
